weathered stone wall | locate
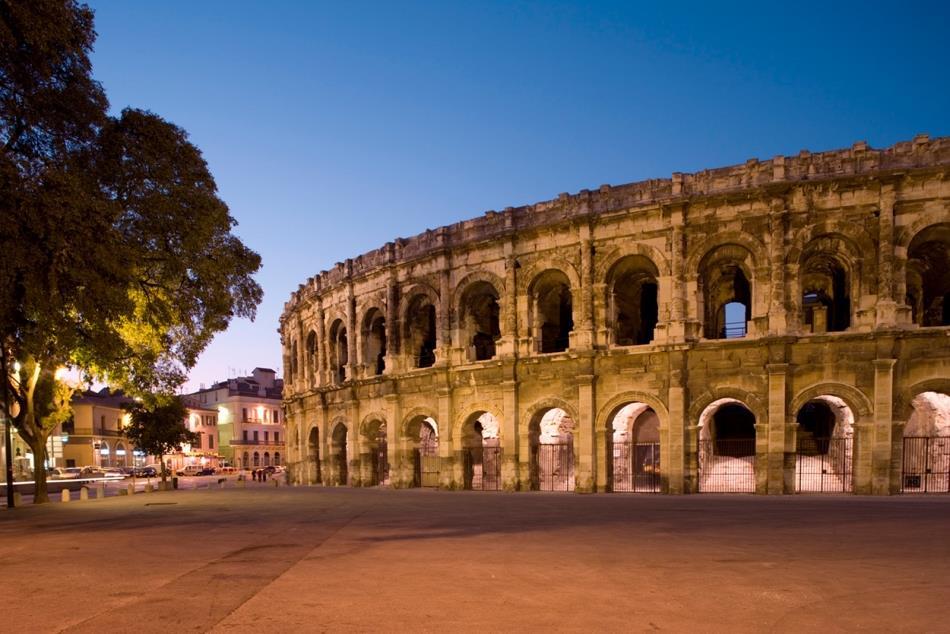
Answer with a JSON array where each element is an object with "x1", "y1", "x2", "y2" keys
[{"x1": 280, "y1": 135, "x2": 950, "y2": 495}]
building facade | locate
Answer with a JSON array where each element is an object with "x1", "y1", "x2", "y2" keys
[
  {"x1": 63, "y1": 388, "x2": 137, "y2": 469},
  {"x1": 280, "y1": 135, "x2": 950, "y2": 495},
  {"x1": 185, "y1": 368, "x2": 285, "y2": 470}
]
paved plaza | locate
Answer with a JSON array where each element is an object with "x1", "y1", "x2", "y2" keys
[{"x1": 2, "y1": 487, "x2": 949, "y2": 632}]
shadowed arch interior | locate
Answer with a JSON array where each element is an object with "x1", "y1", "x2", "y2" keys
[
  {"x1": 532, "y1": 270, "x2": 573, "y2": 353},
  {"x1": 609, "y1": 255, "x2": 659, "y2": 346},
  {"x1": 907, "y1": 223, "x2": 950, "y2": 327}
]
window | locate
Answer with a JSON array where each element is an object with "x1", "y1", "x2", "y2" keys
[
  {"x1": 253, "y1": 452, "x2": 260, "y2": 467},
  {"x1": 264, "y1": 431, "x2": 269, "y2": 443},
  {"x1": 242, "y1": 408, "x2": 248, "y2": 422},
  {"x1": 254, "y1": 430, "x2": 259, "y2": 443},
  {"x1": 274, "y1": 432, "x2": 280, "y2": 444},
  {"x1": 194, "y1": 434, "x2": 202, "y2": 449},
  {"x1": 100, "y1": 415, "x2": 105, "y2": 432},
  {"x1": 243, "y1": 430, "x2": 248, "y2": 442},
  {"x1": 209, "y1": 436, "x2": 214, "y2": 449},
  {"x1": 273, "y1": 409, "x2": 279, "y2": 423}
]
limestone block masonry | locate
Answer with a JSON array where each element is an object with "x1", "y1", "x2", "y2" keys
[{"x1": 280, "y1": 135, "x2": 950, "y2": 495}]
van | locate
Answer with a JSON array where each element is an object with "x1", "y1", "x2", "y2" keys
[{"x1": 176, "y1": 465, "x2": 204, "y2": 477}]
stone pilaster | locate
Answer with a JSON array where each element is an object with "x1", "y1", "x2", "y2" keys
[
  {"x1": 665, "y1": 384, "x2": 687, "y2": 494},
  {"x1": 766, "y1": 363, "x2": 789, "y2": 494},
  {"x1": 501, "y1": 378, "x2": 521, "y2": 491},
  {"x1": 575, "y1": 374, "x2": 596, "y2": 492},
  {"x1": 871, "y1": 358, "x2": 897, "y2": 495},
  {"x1": 768, "y1": 201, "x2": 788, "y2": 334}
]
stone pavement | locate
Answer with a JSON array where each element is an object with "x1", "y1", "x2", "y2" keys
[{"x1": 1, "y1": 487, "x2": 948, "y2": 632}]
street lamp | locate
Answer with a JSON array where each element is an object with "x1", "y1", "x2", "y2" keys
[{"x1": 2, "y1": 350, "x2": 15, "y2": 508}]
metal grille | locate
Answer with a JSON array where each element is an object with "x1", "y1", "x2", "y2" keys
[
  {"x1": 612, "y1": 442, "x2": 660, "y2": 493},
  {"x1": 901, "y1": 436, "x2": 950, "y2": 494},
  {"x1": 463, "y1": 446, "x2": 502, "y2": 491},
  {"x1": 698, "y1": 439, "x2": 755, "y2": 493},
  {"x1": 371, "y1": 442, "x2": 389, "y2": 486},
  {"x1": 536, "y1": 442, "x2": 574, "y2": 491},
  {"x1": 335, "y1": 450, "x2": 348, "y2": 486},
  {"x1": 311, "y1": 455, "x2": 322, "y2": 484},
  {"x1": 796, "y1": 437, "x2": 853, "y2": 493},
  {"x1": 413, "y1": 450, "x2": 440, "y2": 488}
]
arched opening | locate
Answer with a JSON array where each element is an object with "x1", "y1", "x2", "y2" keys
[
  {"x1": 460, "y1": 412, "x2": 501, "y2": 490},
  {"x1": 305, "y1": 330, "x2": 317, "y2": 382},
  {"x1": 362, "y1": 309, "x2": 387, "y2": 376},
  {"x1": 331, "y1": 423, "x2": 348, "y2": 486},
  {"x1": 242, "y1": 451, "x2": 249, "y2": 469},
  {"x1": 700, "y1": 245, "x2": 753, "y2": 339},
  {"x1": 263, "y1": 451, "x2": 271, "y2": 467},
  {"x1": 98, "y1": 440, "x2": 111, "y2": 468},
  {"x1": 329, "y1": 319, "x2": 348, "y2": 383},
  {"x1": 902, "y1": 391, "x2": 950, "y2": 493},
  {"x1": 609, "y1": 403, "x2": 660, "y2": 492},
  {"x1": 697, "y1": 399, "x2": 756, "y2": 492},
  {"x1": 307, "y1": 427, "x2": 321, "y2": 484},
  {"x1": 362, "y1": 420, "x2": 389, "y2": 486},
  {"x1": 253, "y1": 451, "x2": 260, "y2": 467},
  {"x1": 609, "y1": 256, "x2": 659, "y2": 346},
  {"x1": 532, "y1": 270, "x2": 573, "y2": 353},
  {"x1": 801, "y1": 250, "x2": 851, "y2": 333},
  {"x1": 290, "y1": 340, "x2": 298, "y2": 383},
  {"x1": 406, "y1": 416, "x2": 440, "y2": 487},
  {"x1": 529, "y1": 408, "x2": 575, "y2": 491},
  {"x1": 907, "y1": 224, "x2": 950, "y2": 327},
  {"x1": 405, "y1": 295, "x2": 437, "y2": 368},
  {"x1": 459, "y1": 281, "x2": 501, "y2": 361},
  {"x1": 115, "y1": 442, "x2": 127, "y2": 468},
  {"x1": 795, "y1": 396, "x2": 854, "y2": 492},
  {"x1": 274, "y1": 452, "x2": 281, "y2": 466}
]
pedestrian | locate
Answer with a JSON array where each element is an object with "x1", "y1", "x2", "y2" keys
[
  {"x1": 261, "y1": 470, "x2": 267, "y2": 482},
  {"x1": 251, "y1": 470, "x2": 257, "y2": 482}
]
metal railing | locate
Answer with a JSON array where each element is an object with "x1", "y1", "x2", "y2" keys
[
  {"x1": 901, "y1": 436, "x2": 950, "y2": 493},
  {"x1": 698, "y1": 439, "x2": 756, "y2": 493},
  {"x1": 534, "y1": 442, "x2": 574, "y2": 491},
  {"x1": 612, "y1": 442, "x2": 660, "y2": 493},
  {"x1": 463, "y1": 446, "x2": 501, "y2": 491},
  {"x1": 796, "y1": 437, "x2": 853, "y2": 493}
]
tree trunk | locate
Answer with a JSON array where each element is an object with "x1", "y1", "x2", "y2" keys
[{"x1": 29, "y1": 435, "x2": 49, "y2": 504}]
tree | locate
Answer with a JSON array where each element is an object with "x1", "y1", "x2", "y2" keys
[
  {"x1": 0, "y1": 1, "x2": 263, "y2": 503},
  {"x1": 122, "y1": 399, "x2": 197, "y2": 486}
]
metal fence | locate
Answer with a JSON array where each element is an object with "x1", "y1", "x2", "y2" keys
[
  {"x1": 371, "y1": 443, "x2": 389, "y2": 486},
  {"x1": 796, "y1": 437, "x2": 853, "y2": 493},
  {"x1": 698, "y1": 439, "x2": 756, "y2": 493},
  {"x1": 412, "y1": 450, "x2": 440, "y2": 488},
  {"x1": 901, "y1": 436, "x2": 950, "y2": 494},
  {"x1": 612, "y1": 442, "x2": 660, "y2": 493},
  {"x1": 463, "y1": 446, "x2": 502, "y2": 491},
  {"x1": 536, "y1": 442, "x2": 575, "y2": 491}
]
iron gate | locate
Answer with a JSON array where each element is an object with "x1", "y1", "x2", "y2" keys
[
  {"x1": 463, "y1": 446, "x2": 502, "y2": 491},
  {"x1": 901, "y1": 436, "x2": 950, "y2": 493},
  {"x1": 796, "y1": 437, "x2": 853, "y2": 493},
  {"x1": 413, "y1": 450, "x2": 440, "y2": 488},
  {"x1": 612, "y1": 442, "x2": 660, "y2": 493},
  {"x1": 536, "y1": 442, "x2": 574, "y2": 491},
  {"x1": 698, "y1": 439, "x2": 756, "y2": 493},
  {"x1": 372, "y1": 441, "x2": 389, "y2": 486}
]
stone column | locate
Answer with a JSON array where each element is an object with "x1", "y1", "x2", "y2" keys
[
  {"x1": 871, "y1": 358, "x2": 897, "y2": 495},
  {"x1": 386, "y1": 278, "x2": 399, "y2": 372},
  {"x1": 754, "y1": 422, "x2": 769, "y2": 495},
  {"x1": 572, "y1": 228, "x2": 595, "y2": 350},
  {"x1": 665, "y1": 362, "x2": 688, "y2": 494},
  {"x1": 385, "y1": 394, "x2": 402, "y2": 488},
  {"x1": 317, "y1": 301, "x2": 328, "y2": 386},
  {"x1": 346, "y1": 282, "x2": 357, "y2": 381},
  {"x1": 768, "y1": 202, "x2": 788, "y2": 334},
  {"x1": 437, "y1": 388, "x2": 456, "y2": 489},
  {"x1": 295, "y1": 316, "x2": 306, "y2": 392},
  {"x1": 576, "y1": 374, "x2": 595, "y2": 492},
  {"x1": 502, "y1": 378, "x2": 519, "y2": 491},
  {"x1": 347, "y1": 400, "x2": 359, "y2": 486},
  {"x1": 502, "y1": 247, "x2": 518, "y2": 357},
  {"x1": 766, "y1": 363, "x2": 789, "y2": 494},
  {"x1": 439, "y1": 267, "x2": 451, "y2": 365},
  {"x1": 876, "y1": 184, "x2": 910, "y2": 326}
]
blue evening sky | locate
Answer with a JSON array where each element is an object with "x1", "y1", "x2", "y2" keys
[{"x1": 85, "y1": 1, "x2": 950, "y2": 390}]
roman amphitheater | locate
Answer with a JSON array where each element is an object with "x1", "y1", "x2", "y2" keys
[{"x1": 280, "y1": 135, "x2": 950, "y2": 495}]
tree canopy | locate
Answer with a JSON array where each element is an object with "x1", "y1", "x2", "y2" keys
[
  {"x1": 0, "y1": 1, "x2": 263, "y2": 502},
  {"x1": 122, "y1": 399, "x2": 197, "y2": 482}
]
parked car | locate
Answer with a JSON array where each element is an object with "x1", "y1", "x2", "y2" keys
[
  {"x1": 133, "y1": 465, "x2": 158, "y2": 478},
  {"x1": 80, "y1": 466, "x2": 108, "y2": 479},
  {"x1": 218, "y1": 466, "x2": 236, "y2": 474},
  {"x1": 263, "y1": 465, "x2": 284, "y2": 475},
  {"x1": 62, "y1": 467, "x2": 83, "y2": 479},
  {"x1": 176, "y1": 464, "x2": 205, "y2": 477},
  {"x1": 102, "y1": 467, "x2": 128, "y2": 479},
  {"x1": 47, "y1": 467, "x2": 67, "y2": 480},
  {"x1": 196, "y1": 467, "x2": 216, "y2": 476}
]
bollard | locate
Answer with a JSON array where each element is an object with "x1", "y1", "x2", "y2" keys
[
  {"x1": 96, "y1": 482, "x2": 105, "y2": 499},
  {"x1": 273, "y1": 478, "x2": 279, "y2": 488},
  {"x1": 219, "y1": 479, "x2": 226, "y2": 489},
  {"x1": 127, "y1": 483, "x2": 134, "y2": 496},
  {"x1": 80, "y1": 487, "x2": 89, "y2": 501},
  {"x1": 145, "y1": 483, "x2": 153, "y2": 493},
  {"x1": 238, "y1": 478, "x2": 246, "y2": 488},
  {"x1": 118, "y1": 488, "x2": 128, "y2": 495},
  {"x1": 61, "y1": 489, "x2": 71, "y2": 502},
  {"x1": 12, "y1": 491, "x2": 22, "y2": 506},
  {"x1": 172, "y1": 477, "x2": 179, "y2": 490}
]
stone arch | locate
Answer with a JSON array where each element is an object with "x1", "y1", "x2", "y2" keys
[
  {"x1": 790, "y1": 382, "x2": 873, "y2": 422},
  {"x1": 453, "y1": 402, "x2": 505, "y2": 444},
  {"x1": 596, "y1": 391, "x2": 669, "y2": 432},
  {"x1": 327, "y1": 317, "x2": 348, "y2": 383},
  {"x1": 518, "y1": 256, "x2": 581, "y2": 295},
  {"x1": 898, "y1": 378, "x2": 950, "y2": 421},
  {"x1": 604, "y1": 254, "x2": 662, "y2": 346},
  {"x1": 527, "y1": 268, "x2": 575, "y2": 353},
  {"x1": 401, "y1": 283, "x2": 440, "y2": 369},
  {"x1": 401, "y1": 406, "x2": 441, "y2": 440},
  {"x1": 524, "y1": 397, "x2": 579, "y2": 492},
  {"x1": 896, "y1": 211, "x2": 950, "y2": 249},
  {"x1": 905, "y1": 222, "x2": 950, "y2": 327},
  {"x1": 522, "y1": 396, "x2": 581, "y2": 430},
  {"x1": 595, "y1": 241, "x2": 671, "y2": 281},
  {"x1": 693, "y1": 241, "x2": 758, "y2": 339},
  {"x1": 689, "y1": 387, "x2": 767, "y2": 428},
  {"x1": 787, "y1": 221, "x2": 876, "y2": 271},
  {"x1": 454, "y1": 273, "x2": 504, "y2": 360},
  {"x1": 685, "y1": 230, "x2": 768, "y2": 280},
  {"x1": 360, "y1": 305, "x2": 387, "y2": 375},
  {"x1": 359, "y1": 411, "x2": 388, "y2": 440},
  {"x1": 330, "y1": 419, "x2": 349, "y2": 486}
]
